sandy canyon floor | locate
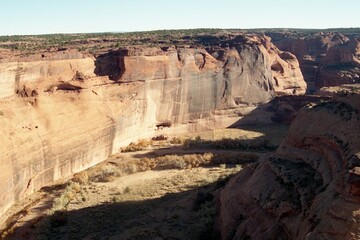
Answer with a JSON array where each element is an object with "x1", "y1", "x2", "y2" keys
[{"x1": 0, "y1": 125, "x2": 287, "y2": 240}]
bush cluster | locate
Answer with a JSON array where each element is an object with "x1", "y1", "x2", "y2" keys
[{"x1": 183, "y1": 136, "x2": 277, "y2": 151}]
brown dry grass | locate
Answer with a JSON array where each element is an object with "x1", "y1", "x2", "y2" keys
[
  {"x1": 119, "y1": 125, "x2": 288, "y2": 154},
  {"x1": 33, "y1": 167, "x2": 240, "y2": 240},
  {"x1": 120, "y1": 139, "x2": 153, "y2": 152},
  {"x1": 84, "y1": 152, "x2": 258, "y2": 183}
]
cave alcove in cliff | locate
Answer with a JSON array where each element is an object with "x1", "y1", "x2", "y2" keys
[{"x1": 94, "y1": 50, "x2": 126, "y2": 81}]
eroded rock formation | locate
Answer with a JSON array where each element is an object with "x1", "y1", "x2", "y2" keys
[
  {"x1": 268, "y1": 31, "x2": 360, "y2": 92},
  {"x1": 216, "y1": 91, "x2": 360, "y2": 240},
  {"x1": 0, "y1": 34, "x2": 306, "y2": 217},
  {"x1": 317, "y1": 37, "x2": 360, "y2": 88}
]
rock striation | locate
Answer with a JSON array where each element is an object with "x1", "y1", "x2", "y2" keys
[
  {"x1": 216, "y1": 91, "x2": 360, "y2": 240},
  {"x1": 0, "y1": 34, "x2": 306, "y2": 217}
]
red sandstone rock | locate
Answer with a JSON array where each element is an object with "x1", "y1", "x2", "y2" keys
[
  {"x1": 216, "y1": 90, "x2": 360, "y2": 240},
  {"x1": 0, "y1": 34, "x2": 306, "y2": 217},
  {"x1": 267, "y1": 31, "x2": 360, "y2": 91}
]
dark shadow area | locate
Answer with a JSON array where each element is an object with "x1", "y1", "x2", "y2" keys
[
  {"x1": 323, "y1": 62, "x2": 355, "y2": 70},
  {"x1": 299, "y1": 63, "x2": 318, "y2": 94},
  {"x1": 56, "y1": 83, "x2": 83, "y2": 92},
  {"x1": 229, "y1": 95, "x2": 331, "y2": 128},
  {"x1": 181, "y1": 137, "x2": 277, "y2": 152},
  {"x1": 94, "y1": 49, "x2": 128, "y2": 81},
  {"x1": 131, "y1": 147, "x2": 263, "y2": 160},
  {"x1": 127, "y1": 96, "x2": 331, "y2": 160},
  {"x1": 6, "y1": 177, "x2": 234, "y2": 240}
]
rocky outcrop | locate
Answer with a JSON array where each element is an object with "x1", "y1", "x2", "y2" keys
[
  {"x1": 323, "y1": 38, "x2": 360, "y2": 67},
  {"x1": 0, "y1": 50, "x2": 95, "y2": 98},
  {"x1": 0, "y1": 34, "x2": 306, "y2": 217},
  {"x1": 316, "y1": 38, "x2": 360, "y2": 88},
  {"x1": 267, "y1": 31, "x2": 360, "y2": 92},
  {"x1": 116, "y1": 35, "x2": 306, "y2": 95},
  {"x1": 216, "y1": 91, "x2": 360, "y2": 240},
  {"x1": 268, "y1": 32, "x2": 348, "y2": 60},
  {"x1": 316, "y1": 67, "x2": 360, "y2": 88},
  {"x1": 265, "y1": 46, "x2": 306, "y2": 95},
  {"x1": 319, "y1": 84, "x2": 360, "y2": 97}
]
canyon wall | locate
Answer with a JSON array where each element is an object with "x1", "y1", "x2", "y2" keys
[
  {"x1": 0, "y1": 35, "x2": 306, "y2": 216},
  {"x1": 317, "y1": 37, "x2": 360, "y2": 88},
  {"x1": 216, "y1": 91, "x2": 360, "y2": 240},
  {"x1": 268, "y1": 32, "x2": 360, "y2": 92}
]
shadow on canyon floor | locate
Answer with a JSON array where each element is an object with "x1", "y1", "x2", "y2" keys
[
  {"x1": 129, "y1": 95, "x2": 330, "y2": 161},
  {"x1": 9, "y1": 177, "x2": 230, "y2": 240},
  {"x1": 3, "y1": 95, "x2": 331, "y2": 240},
  {"x1": 229, "y1": 95, "x2": 331, "y2": 128}
]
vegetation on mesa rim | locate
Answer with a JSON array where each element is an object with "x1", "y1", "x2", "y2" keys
[
  {"x1": 0, "y1": 29, "x2": 229, "y2": 53},
  {"x1": 1, "y1": 28, "x2": 360, "y2": 55}
]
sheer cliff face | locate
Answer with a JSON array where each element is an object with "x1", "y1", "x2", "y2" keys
[
  {"x1": 217, "y1": 93, "x2": 360, "y2": 240},
  {"x1": 0, "y1": 36, "x2": 306, "y2": 216},
  {"x1": 258, "y1": 36, "x2": 306, "y2": 95}
]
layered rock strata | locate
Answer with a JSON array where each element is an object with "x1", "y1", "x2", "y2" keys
[
  {"x1": 268, "y1": 31, "x2": 360, "y2": 92},
  {"x1": 216, "y1": 92, "x2": 360, "y2": 240},
  {"x1": 0, "y1": 35, "x2": 306, "y2": 216},
  {"x1": 317, "y1": 37, "x2": 360, "y2": 88}
]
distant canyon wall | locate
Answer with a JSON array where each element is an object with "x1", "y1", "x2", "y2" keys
[
  {"x1": 0, "y1": 35, "x2": 306, "y2": 216},
  {"x1": 268, "y1": 32, "x2": 360, "y2": 92}
]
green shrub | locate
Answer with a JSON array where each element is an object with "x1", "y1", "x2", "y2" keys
[{"x1": 50, "y1": 181, "x2": 81, "y2": 212}]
